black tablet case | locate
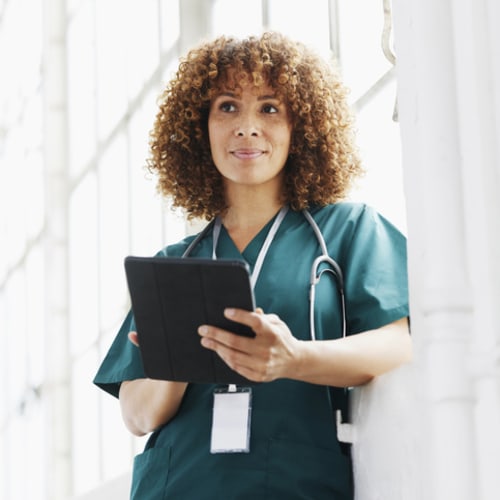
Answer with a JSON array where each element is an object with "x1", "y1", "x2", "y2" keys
[{"x1": 124, "y1": 256, "x2": 256, "y2": 385}]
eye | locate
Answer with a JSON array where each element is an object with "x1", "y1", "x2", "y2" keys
[
  {"x1": 262, "y1": 103, "x2": 278, "y2": 114},
  {"x1": 219, "y1": 101, "x2": 237, "y2": 112}
]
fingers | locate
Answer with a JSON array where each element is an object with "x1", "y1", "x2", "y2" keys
[
  {"x1": 224, "y1": 307, "x2": 280, "y2": 330},
  {"x1": 198, "y1": 323, "x2": 252, "y2": 353},
  {"x1": 198, "y1": 325, "x2": 269, "y2": 382},
  {"x1": 128, "y1": 331, "x2": 140, "y2": 347},
  {"x1": 198, "y1": 309, "x2": 263, "y2": 370},
  {"x1": 199, "y1": 308, "x2": 282, "y2": 348},
  {"x1": 197, "y1": 308, "x2": 289, "y2": 382},
  {"x1": 198, "y1": 308, "x2": 269, "y2": 349}
]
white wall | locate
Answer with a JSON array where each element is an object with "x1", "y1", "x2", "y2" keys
[
  {"x1": 72, "y1": 472, "x2": 131, "y2": 500},
  {"x1": 350, "y1": 1, "x2": 500, "y2": 499},
  {"x1": 351, "y1": 365, "x2": 423, "y2": 500}
]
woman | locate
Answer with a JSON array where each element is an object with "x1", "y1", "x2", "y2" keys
[{"x1": 94, "y1": 32, "x2": 412, "y2": 499}]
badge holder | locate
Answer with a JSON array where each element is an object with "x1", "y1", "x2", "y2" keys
[{"x1": 210, "y1": 384, "x2": 252, "y2": 454}]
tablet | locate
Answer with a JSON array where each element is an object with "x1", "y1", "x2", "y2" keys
[{"x1": 124, "y1": 256, "x2": 256, "y2": 384}]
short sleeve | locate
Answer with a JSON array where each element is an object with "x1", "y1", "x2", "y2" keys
[
  {"x1": 93, "y1": 238, "x2": 198, "y2": 398},
  {"x1": 343, "y1": 205, "x2": 409, "y2": 334},
  {"x1": 93, "y1": 311, "x2": 145, "y2": 398}
]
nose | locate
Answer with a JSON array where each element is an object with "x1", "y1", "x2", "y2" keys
[
  {"x1": 234, "y1": 113, "x2": 260, "y2": 137},
  {"x1": 236, "y1": 129, "x2": 258, "y2": 137}
]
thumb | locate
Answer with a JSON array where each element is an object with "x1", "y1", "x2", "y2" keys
[{"x1": 128, "y1": 331, "x2": 140, "y2": 347}]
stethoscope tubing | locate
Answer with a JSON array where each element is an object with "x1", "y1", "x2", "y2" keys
[
  {"x1": 182, "y1": 208, "x2": 347, "y2": 341},
  {"x1": 181, "y1": 208, "x2": 351, "y2": 431}
]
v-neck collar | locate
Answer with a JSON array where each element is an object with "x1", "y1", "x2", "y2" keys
[{"x1": 216, "y1": 210, "x2": 287, "y2": 268}]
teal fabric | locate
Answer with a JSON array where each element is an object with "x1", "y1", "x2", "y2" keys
[{"x1": 94, "y1": 203, "x2": 409, "y2": 499}]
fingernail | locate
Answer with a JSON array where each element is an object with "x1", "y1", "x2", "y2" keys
[
  {"x1": 198, "y1": 325, "x2": 208, "y2": 335},
  {"x1": 224, "y1": 308, "x2": 235, "y2": 318}
]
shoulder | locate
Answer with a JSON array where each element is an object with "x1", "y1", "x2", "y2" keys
[
  {"x1": 155, "y1": 223, "x2": 213, "y2": 258},
  {"x1": 312, "y1": 202, "x2": 403, "y2": 235},
  {"x1": 156, "y1": 236, "x2": 196, "y2": 258},
  {"x1": 306, "y1": 203, "x2": 406, "y2": 261},
  {"x1": 311, "y1": 202, "x2": 368, "y2": 219},
  {"x1": 307, "y1": 202, "x2": 374, "y2": 233}
]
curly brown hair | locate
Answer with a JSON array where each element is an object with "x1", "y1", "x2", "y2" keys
[{"x1": 147, "y1": 32, "x2": 363, "y2": 220}]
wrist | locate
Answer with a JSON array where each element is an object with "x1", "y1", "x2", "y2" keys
[{"x1": 287, "y1": 339, "x2": 311, "y2": 381}]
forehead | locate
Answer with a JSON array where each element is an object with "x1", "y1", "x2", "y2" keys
[
  {"x1": 213, "y1": 68, "x2": 268, "y2": 90},
  {"x1": 211, "y1": 72, "x2": 284, "y2": 101},
  {"x1": 213, "y1": 83, "x2": 276, "y2": 99}
]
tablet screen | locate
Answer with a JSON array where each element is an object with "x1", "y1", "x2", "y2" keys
[{"x1": 124, "y1": 256, "x2": 256, "y2": 384}]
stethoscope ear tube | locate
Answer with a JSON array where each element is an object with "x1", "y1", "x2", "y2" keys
[
  {"x1": 304, "y1": 209, "x2": 346, "y2": 340},
  {"x1": 184, "y1": 211, "x2": 347, "y2": 339},
  {"x1": 181, "y1": 219, "x2": 216, "y2": 258},
  {"x1": 304, "y1": 210, "x2": 351, "y2": 442},
  {"x1": 309, "y1": 265, "x2": 346, "y2": 341}
]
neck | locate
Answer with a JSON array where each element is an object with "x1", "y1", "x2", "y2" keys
[
  {"x1": 222, "y1": 183, "x2": 283, "y2": 230},
  {"x1": 222, "y1": 196, "x2": 283, "y2": 231},
  {"x1": 220, "y1": 190, "x2": 285, "y2": 252}
]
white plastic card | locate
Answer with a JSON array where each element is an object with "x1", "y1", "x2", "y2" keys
[{"x1": 210, "y1": 386, "x2": 252, "y2": 454}]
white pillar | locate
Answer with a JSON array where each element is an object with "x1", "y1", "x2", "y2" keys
[
  {"x1": 392, "y1": 0, "x2": 476, "y2": 498},
  {"x1": 42, "y1": 0, "x2": 71, "y2": 498},
  {"x1": 179, "y1": 0, "x2": 212, "y2": 53},
  {"x1": 449, "y1": 1, "x2": 500, "y2": 498},
  {"x1": 392, "y1": 0, "x2": 500, "y2": 498}
]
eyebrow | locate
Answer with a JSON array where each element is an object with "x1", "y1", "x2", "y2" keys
[{"x1": 216, "y1": 92, "x2": 278, "y2": 101}]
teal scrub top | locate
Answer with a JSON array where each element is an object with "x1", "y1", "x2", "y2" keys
[{"x1": 94, "y1": 203, "x2": 409, "y2": 500}]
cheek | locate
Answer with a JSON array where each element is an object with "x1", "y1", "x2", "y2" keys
[
  {"x1": 207, "y1": 118, "x2": 215, "y2": 145},
  {"x1": 207, "y1": 121, "x2": 220, "y2": 154},
  {"x1": 277, "y1": 127, "x2": 292, "y2": 153},
  {"x1": 208, "y1": 128, "x2": 228, "y2": 170}
]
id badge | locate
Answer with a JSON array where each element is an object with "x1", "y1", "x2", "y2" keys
[{"x1": 210, "y1": 385, "x2": 252, "y2": 454}]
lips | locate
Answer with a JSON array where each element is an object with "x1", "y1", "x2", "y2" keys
[{"x1": 231, "y1": 148, "x2": 265, "y2": 160}]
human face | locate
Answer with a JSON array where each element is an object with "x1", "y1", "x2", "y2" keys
[{"x1": 208, "y1": 82, "x2": 292, "y2": 194}]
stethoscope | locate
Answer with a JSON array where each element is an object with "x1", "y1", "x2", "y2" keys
[
  {"x1": 182, "y1": 206, "x2": 352, "y2": 442},
  {"x1": 182, "y1": 206, "x2": 347, "y2": 342}
]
